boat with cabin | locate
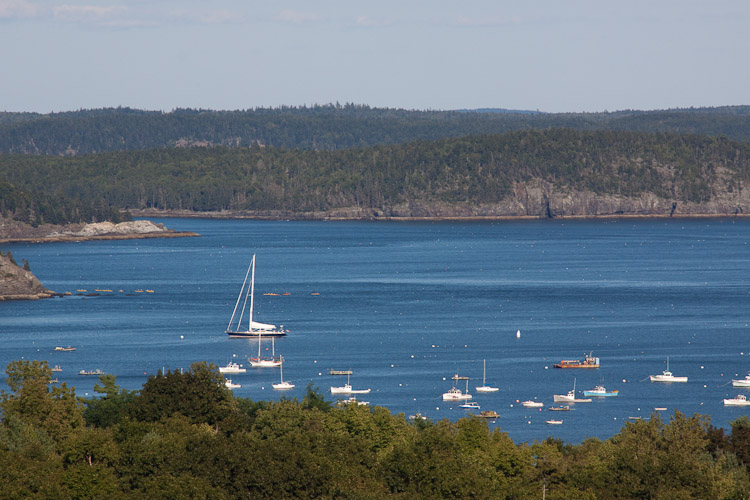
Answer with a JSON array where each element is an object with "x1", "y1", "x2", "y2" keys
[
  {"x1": 553, "y1": 378, "x2": 592, "y2": 403},
  {"x1": 459, "y1": 401, "x2": 481, "y2": 410},
  {"x1": 478, "y1": 410, "x2": 499, "y2": 419},
  {"x1": 225, "y1": 379, "x2": 241, "y2": 389},
  {"x1": 649, "y1": 357, "x2": 687, "y2": 382},
  {"x1": 55, "y1": 346, "x2": 76, "y2": 352},
  {"x1": 553, "y1": 351, "x2": 599, "y2": 369},
  {"x1": 583, "y1": 385, "x2": 619, "y2": 397},
  {"x1": 522, "y1": 400, "x2": 544, "y2": 408},
  {"x1": 331, "y1": 373, "x2": 371, "y2": 394},
  {"x1": 219, "y1": 361, "x2": 246, "y2": 374},
  {"x1": 226, "y1": 254, "x2": 288, "y2": 338},
  {"x1": 443, "y1": 373, "x2": 472, "y2": 401},
  {"x1": 546, "y1": 419, "x2": 563, "y2": 425},
  {"x1": 78, "y1": 369, "x2": 104, "y2": 376},
  {"x1": 724, "y1": 394, "x2": 750, "y2": 406},
  {"x1": 732, "y1": 374, "x2": 750, "y2": 387}
]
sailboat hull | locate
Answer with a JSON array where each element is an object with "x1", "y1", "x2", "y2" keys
[{"x1": 226, "y1": 329, "x2": 287, "y2": 338}]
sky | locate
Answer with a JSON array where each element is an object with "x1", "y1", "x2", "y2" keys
[{"x1": 1, "y1": 0, "x2": 749, "y2": 114}]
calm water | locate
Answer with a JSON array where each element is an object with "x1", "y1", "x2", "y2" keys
[{"x1": 1, "y1": 217, "x2": 749, "y2": 444}]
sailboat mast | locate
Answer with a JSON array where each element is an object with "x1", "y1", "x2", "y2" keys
[
  {"x1": 249, "y1": 254, "x2": 256, "y2": 332},
  {"x1": 483, "y1": 359, "x2": 487, "y2": 385}
]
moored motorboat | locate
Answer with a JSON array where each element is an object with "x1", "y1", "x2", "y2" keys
[
  {"x1": 55, "y1": 346, "x2": 76, "y2": 352},
  {"x1": 521, "y1": 400, "x2": 544, "y2": 408},
  {"x1": 553, "y1": 351, "x2": 599, "y2": 369},
  {"x1": 225, "y1": 379, "x2": 241, "y2": 389},
  {"x1": 650, "y1": 357, "x2": 687, "y2": 382},
  {"x1": 219, "y1": 361, "x2": 246, "y2": 374},
  {"x1": 442, "y1": 387, "x2": 471, "y2": 401},
  {"x1": 553, "y1": 378, "x2": 592, "y2": 403},
  {"x1": 459, "y1": 401, "x2": 481, "y2": 409},
  {"x1": 724, "y1": 394, "x2": 750, "y2": 406},
  {"x1": 546, "y1": 419, "x2": 563, "y2": 425},
  {"x1": 548, "y1": 405, "x2": 570, "y2": 411},
  {"x1": 78, "y1": 368, "x2": 104, "y2": 376},
  {"x1": 732, "y1": 374, "x2": 750, "y2": 387},
  {"x1": 583, "y1": 385, "x2": 619, "y2": 397},
  {"x1": 443, "y1": 372, "x2": 472, "y2": 401},
  {"x1": 478, "y1": 410, "x2": 499, "y2": 418},
  {"x1": 331, "y1": 374, "x2": 370, "y2": 394}
]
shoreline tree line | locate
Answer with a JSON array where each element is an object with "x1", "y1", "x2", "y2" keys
[{"x1": 2, "y1": 359, "x2": 750, "y2": 499}]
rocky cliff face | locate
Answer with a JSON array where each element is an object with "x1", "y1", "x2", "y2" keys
[{"x1": 0, "y1": 253, "x2": 55, "y2": 300}]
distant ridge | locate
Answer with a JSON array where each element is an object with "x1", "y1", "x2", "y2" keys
[{"x1": 454, "y1": 108, "x2": 544, "y2": 114}]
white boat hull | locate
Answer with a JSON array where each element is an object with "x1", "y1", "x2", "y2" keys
[
  {"x1": 250, "y1": 359, "x2": 281, "y2": 367},
  {"x1": 331, "y1": 385, "x2": 371, "y2": 394},
  {"x1": 273, "y1": 382, "x2": 295, "y2": 390},
  {"x1": 522, "y1": 401, "x2": 544, "y2": 408},
  {"x1": 650, "y1": 375, "x2": 687, "y2": 382},
  {"x1": 732, "y1": 379, "x2": 750, "y2": 387},
  {"x1": 475, "y1": 386, "x2": 499, "y2": 393},
  {"x1": 724, "y1": 399, "x2": 750, "y2": 406}
]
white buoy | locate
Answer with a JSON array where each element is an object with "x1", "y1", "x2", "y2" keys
[{"x1": 516, "y1": 329, "x2": 521, "y2": 338}]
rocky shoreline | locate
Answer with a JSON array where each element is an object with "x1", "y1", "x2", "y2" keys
[
  {"x1": 0, "y1": 219, "x2": 198, "y2": 300},
  {"x1": 0, "y1": 219, "x2": 199, "y2": 244}
]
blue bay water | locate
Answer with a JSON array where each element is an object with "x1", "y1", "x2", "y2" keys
[{"x1": 1, "y1": 217, "x2": 749, "y2": 444}]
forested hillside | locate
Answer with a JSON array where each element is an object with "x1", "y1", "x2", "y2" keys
[
  {"x1": 1, "y1": 129, "x2": 749, "y2": 220},
  {"x1": 1, "y1": 359, "x2": 749, "y2": 498},
  {"x1": 1, "y1": 105, "x2": 750, "y2": 156}
]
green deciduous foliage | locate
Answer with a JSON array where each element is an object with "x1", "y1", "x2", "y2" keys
[{"x1": 2, "y1": 359, "x2": 750, "y2": 498}]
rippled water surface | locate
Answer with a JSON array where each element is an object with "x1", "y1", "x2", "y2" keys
[{"x1": 2, "y1": 217, "x2": 749, "y2": 444}]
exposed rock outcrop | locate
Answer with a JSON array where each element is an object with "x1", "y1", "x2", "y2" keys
[
  {"x1": 0, "y1": 218, "x2": 199, "y2": 244},
  {"x1": 0, "y1": 253, "x2": 55, "y2": 300}
]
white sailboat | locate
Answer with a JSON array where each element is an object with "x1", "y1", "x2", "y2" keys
[
  {"x1": 226, "y1": 254, "x2": 288, "y2": 338},
  {"x1": 330, "y1": 373, "x2": 371, "y2": 394},
  {"x1": 475, "y1": 359, "x2": 499, "y2": 393},
  {"x1": 249, "y1": 336, "x2": 281, "y2": 367},
  {"x1": 649, "y1": 356, "x2": 687, "y2": 382},
  {"x1": 272, "y1": 356, "x2": 294, "y2": 390}
]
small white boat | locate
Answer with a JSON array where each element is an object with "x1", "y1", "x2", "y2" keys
[
  {"x1": 409, "y1": 412, "x2": 427, "y2": 420},
  {"x1": 459, "y1": 401, "x2": 481, "y2": 409},
  {"x1": 732, "y1": 374, "x2": 750, "y2": 387},
  {"x1": 475, "y1": 359, "x2": 500, "y2": 393},
  {"x1": 337, "y1": 397, "x2": 369, "y2": 406},
  {"x1": 219, "y1": 361, "x2": 246, "y2": 374},
  {"x1": 331, "y1": 374, "x2": 370, "y2": 394},
  {"x1": 553, "y1": 378, "x2": 592, "y2": 403},
  {"x1": 443, "y1": 374, "x2": 472, "y2": 401},
  {"x1": 650, "y1": 357, "x2": 687, "y2": 382},
  {"x1": 272, "y1": 356, "x2": 294, "y2": 390},
  {"x1": 522, "y1": 400, "x2": 544, "y2": 408},
  {"x1": 546, "y1": 419, "x2": 563, "y2": 425},
  {"x1": 724, "y1": 394, "x2": 750, "y2": 406},
  {"x1": 583, "y1": 385, "x2": 619, "y2": 397},
  {"x1": 442, "y1": 387, "x2": 472, "y2": 401},
  {"x1": 225, "y1": 379, "x2": 241, "y2": 389}
]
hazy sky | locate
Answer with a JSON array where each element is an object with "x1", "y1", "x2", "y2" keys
[{"x1": 1, "y1": 0, "x2": 748, "y2": 113}]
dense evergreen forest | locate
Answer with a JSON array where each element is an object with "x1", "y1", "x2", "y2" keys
[
  {"x1": 1, "y1": 129, "x2": 749, "y2": 222},
  {"x1": 2, "y1": 359, "x2": 750, "y2": 499},
  {"x1": 1, "y1": 105, "x2": 750, "y2": 155}
]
